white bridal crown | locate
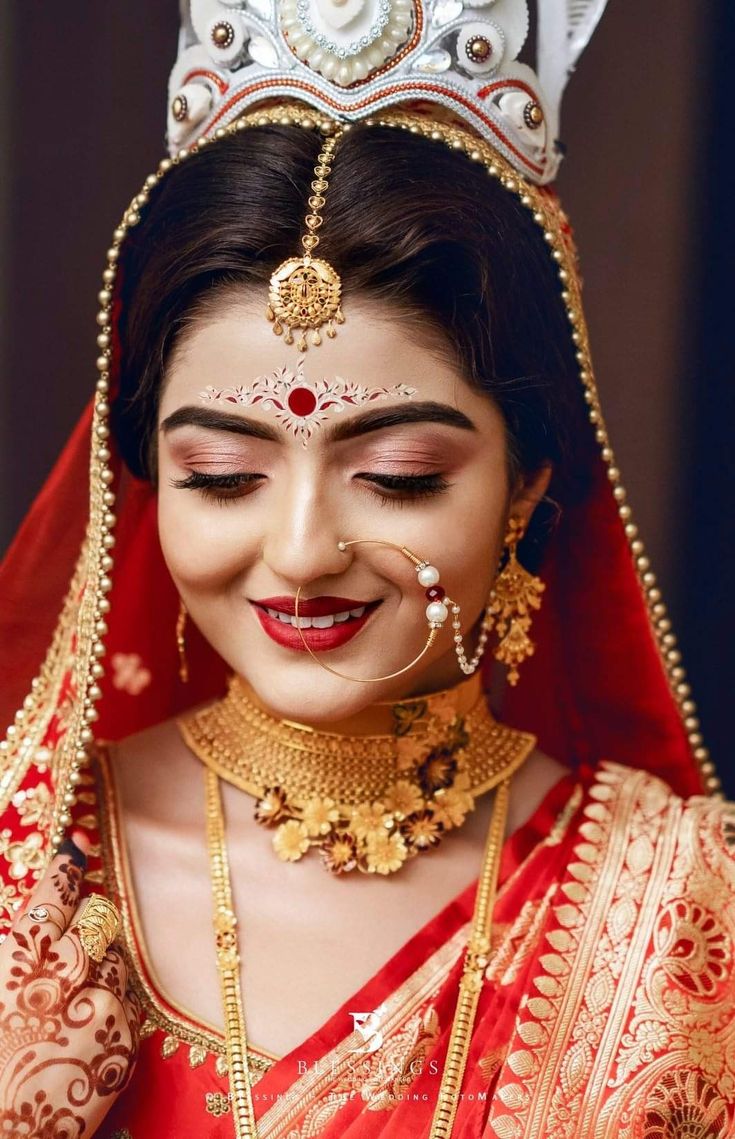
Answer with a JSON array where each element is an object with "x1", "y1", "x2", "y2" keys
[{"x1": 168, "y1": 0, "x2": 608, "y2": 183}]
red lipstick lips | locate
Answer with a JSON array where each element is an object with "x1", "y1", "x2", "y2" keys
[{"x1": 251, "y1": 596, "x2": 381, "y2": 651}]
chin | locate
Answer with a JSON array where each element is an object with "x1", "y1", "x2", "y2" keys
[{"x1": 235, "y1": 660, "x2": 400, "y2": 724}]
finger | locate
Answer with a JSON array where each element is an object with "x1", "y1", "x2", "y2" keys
[
  {"x1": 8, "y1": 830, "x2": 90, "y2": 942},
  {"x1": 88, "y1": 940, "x2": 130, "y2": 997},
  {"x1": 63, "y1": 890, "x2": 124, "y2": 978},
  {"x1": 122, "y1": 986, "x2": 145, "y2": 1048}
]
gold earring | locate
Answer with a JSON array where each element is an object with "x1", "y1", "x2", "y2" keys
[
  {"x1": 176, "y1": 598, "x2": 189, "y2": 683},
  {"x1": 489, "y1": 517, "x2": 545, "y2": 686}
]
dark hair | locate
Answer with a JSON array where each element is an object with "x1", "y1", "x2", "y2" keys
[{"x1": 112, "y1": 121, "x2": 594, "y2": 562}]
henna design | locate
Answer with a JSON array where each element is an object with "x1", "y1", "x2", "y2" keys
[
  {"x1": 0, "y1": 915, "x2": 140, "y2": 1134},
  {"x1": 51, "y1": 859, "x2": 83, "y2": 908},
  {"x1": 0, "y1": 1087, "x2": 85, "y2": 1138}
]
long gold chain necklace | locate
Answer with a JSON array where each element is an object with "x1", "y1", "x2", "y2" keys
[
  {"x1": 186, "y1": 676, "x2": 536, "y2": 1138},
  {"x1": 205, "y1": 768, "x2": 514, "y2": 1138},
  {"x1": 182, "y1": 672, "x2": 534, "y2": 877}
]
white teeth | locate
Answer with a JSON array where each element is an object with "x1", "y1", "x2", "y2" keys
[
  {"x1": 264, "y1": 604, "x2": 370, "y2": 628},
  {"x1": 310, "y1": 614, "x2": 334, "y2": 628},
  {"x1": 266, "y1": 608, "x2": 296, "y2": 625}
]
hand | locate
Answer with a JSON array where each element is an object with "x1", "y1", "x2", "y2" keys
[{"x1": 0, "y1": 830, "x2": 143, "y2": 1136}]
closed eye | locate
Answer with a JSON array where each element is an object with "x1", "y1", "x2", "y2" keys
[
  {"x1": 170, "y1": 470, "x2": 451, "y2": 506},
  {"x1": 357, "y1": 472, "x2": 450, "y2": 502},
  {"x1": 170, "y1": 471, "x2": 263, "y2": 503}
]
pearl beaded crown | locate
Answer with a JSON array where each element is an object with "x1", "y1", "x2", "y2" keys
[{"x1": 168, "y1": 0, "x2": 608, "y2": 184}]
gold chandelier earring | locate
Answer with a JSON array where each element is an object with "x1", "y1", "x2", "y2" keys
[
  {"x1": 176, "y1": 598, "x2": 189, "y2": 683},
  {"x1": 488, "y1": 516, "x2": 545, "y2": 686}
]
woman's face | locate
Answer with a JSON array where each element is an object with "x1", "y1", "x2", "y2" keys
[{"x1": 157, "y1": 296, "x2": 551, "y2": 723}]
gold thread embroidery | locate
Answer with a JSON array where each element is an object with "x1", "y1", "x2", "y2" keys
[
  {"x1": 487, "y1": 765, "x2": 735, "y2": 1139},
  {"x1": 205, "y1": 1091, "x2": 232, "y2": 1117}
]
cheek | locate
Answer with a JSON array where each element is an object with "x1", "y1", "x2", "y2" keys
[
  {"x1": 156, "y1": 484, "x2": 259, "y2": 590},
  {"x1": 418, "y1": 466, "x2": 507, "y2": 597}
]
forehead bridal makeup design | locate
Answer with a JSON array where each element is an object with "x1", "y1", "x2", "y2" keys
[{"x1": 198, "y1": 358, "x2": 416, "y2": 445}]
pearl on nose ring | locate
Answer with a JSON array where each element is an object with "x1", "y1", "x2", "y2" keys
[{"x1": 291, "y1": 539, "x2": 492, "y2": 682}]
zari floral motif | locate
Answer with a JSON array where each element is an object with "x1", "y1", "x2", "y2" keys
[
  {"x1": 486, "y1": 763, "x2": 735, "y2": 1139},
  {"x1": 640, "y1": 1068, "x2": 730, "y2": 1139}
]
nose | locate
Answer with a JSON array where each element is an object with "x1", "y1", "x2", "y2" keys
[{"x1": 260, "y1": 468, "x2": 348, "y2": 589}]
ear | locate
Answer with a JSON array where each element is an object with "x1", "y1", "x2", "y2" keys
[{"x1": 508, "y1": 462, "x2": 553, "y2": 532}]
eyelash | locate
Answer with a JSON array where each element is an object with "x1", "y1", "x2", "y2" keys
[{"x1": 170, "y1": 471, "x2": 450, "y2": 506}]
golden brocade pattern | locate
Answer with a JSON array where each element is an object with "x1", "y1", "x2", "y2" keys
[
  {"x1": 290, "y1": 1005, "x2": 442, "y2": 1137},
  {"x1": 487, "y1": 763, "x2": 735, "y2": 1139}
]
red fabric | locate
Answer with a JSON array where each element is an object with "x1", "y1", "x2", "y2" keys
[
  {"x1": 0, "y1": 403, "x2": 91, "y2": 710},
  {"x1": 502, "y1": 452, "x2": 701, "y2": 793}
]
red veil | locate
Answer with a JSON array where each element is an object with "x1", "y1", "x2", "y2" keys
[{"x1": 0, "y1": 105, "x2": 717, "y2": 860}]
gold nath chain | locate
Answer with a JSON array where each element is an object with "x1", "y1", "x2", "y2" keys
[{"x1": 205, "y1": 762, "x2": 514, "y2": 1138}]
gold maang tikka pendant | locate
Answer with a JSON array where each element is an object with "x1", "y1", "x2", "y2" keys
[{"x1": 266, "y1": 125, "x2": 345, "y2": 351}]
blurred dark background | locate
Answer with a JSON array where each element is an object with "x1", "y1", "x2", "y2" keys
[{"x1": 0, "y1": 3, "x2": 732, "y2": 793}]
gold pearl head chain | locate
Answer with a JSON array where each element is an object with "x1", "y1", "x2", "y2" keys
[{"x1": 266, "y1": 124, "x2": 345, "y2": 350}]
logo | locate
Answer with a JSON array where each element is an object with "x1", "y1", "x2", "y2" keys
[{"x1": 348, "y1": 1003, "x2": 388, "y2": 1053}]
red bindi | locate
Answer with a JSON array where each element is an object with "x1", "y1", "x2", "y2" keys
[{"x1": 287, "y1": 386, "x2": 318, "y2": 417}]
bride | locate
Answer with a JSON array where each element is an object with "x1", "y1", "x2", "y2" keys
[{"x1": 0, "y1": 2, "x2": 732, "y2": 1137}]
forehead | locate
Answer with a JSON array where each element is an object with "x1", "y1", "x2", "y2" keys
[{"x1": 159, "y1": 298, "x2": 499, "y2": 430}]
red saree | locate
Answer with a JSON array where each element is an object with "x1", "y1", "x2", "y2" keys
[
  {"x1": 7, "y1": 745, "x2": 734, "y2": 1138},
  {"x1": 0, "y1": 103, "x2": 732, "y2": 1137}
]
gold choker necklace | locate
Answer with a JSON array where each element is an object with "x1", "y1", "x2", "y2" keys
[{"x1": 179, "y1": 673, "x2": 536, "y2": 876}]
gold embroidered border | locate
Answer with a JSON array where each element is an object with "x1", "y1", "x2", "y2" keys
[
  {"x1": 488, "y1": 763, "x2": 685, "y2": 1138},
  {"x1": 93, "y1": 743, "x2": 277, "y2": 1077}
]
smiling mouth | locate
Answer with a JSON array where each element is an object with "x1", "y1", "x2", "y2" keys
[{"x1": 250, "y1": 597, "x2": 382, "y2": 650}]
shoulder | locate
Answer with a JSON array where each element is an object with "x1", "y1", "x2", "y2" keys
[
  {"x1": 578, "y1": 758, "x2": 734, "y2": 875},
  {"x1": 570, "y1": 760, "x2": 735, "y2": 1007}
]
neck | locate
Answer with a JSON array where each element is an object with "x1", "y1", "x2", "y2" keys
[{"x1": 234, "y1": 670, "x2": 485, "y2": 737}]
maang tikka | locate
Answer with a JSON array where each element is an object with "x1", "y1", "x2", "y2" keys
[{"x1": 266, "y1": 125, "x2": 345, "y2": 351}]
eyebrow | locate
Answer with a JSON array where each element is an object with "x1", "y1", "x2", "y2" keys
[{"x1": 159, "y1": 401, "x2": 477, "y2": 442}]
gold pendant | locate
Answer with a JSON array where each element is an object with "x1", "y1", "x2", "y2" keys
[{"x1": 267, "y1": 255, "x2": 344, "y2": 350}]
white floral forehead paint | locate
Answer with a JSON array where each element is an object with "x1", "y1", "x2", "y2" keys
[{"x1": 199, "y1": 359, "x2": 417, "y2": 446}]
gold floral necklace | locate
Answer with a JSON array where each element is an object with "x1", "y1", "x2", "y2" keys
[{"x1": 179, "y1": 671, "x2": 535, "y2": 875}]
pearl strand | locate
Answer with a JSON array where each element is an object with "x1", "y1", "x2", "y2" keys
[{"x1": 451, "y1": 601, "x2": 493, "y2": 675}]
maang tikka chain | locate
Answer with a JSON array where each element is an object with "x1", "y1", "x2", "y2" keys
[{"x1": 266, "y1": 126, "x2": 345, "y2": 351}]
